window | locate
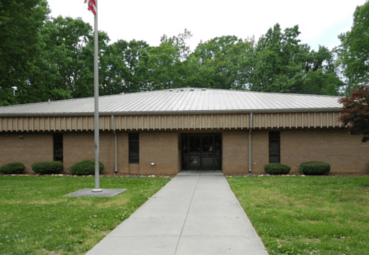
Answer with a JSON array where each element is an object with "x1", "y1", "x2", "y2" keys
[
  {"x1": 53, "y1": 133, "x2": 63, "y2": 162},
  {"x1": 129, "y1": 133, "x2": 139, "y2": 163},
  {"x1": 269, "y1": 131, "x2": 280, "y2": 163}
]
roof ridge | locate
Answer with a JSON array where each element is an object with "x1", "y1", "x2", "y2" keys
[{"x1": 162, "y1": 87, "x2": 343, "y2": 98}]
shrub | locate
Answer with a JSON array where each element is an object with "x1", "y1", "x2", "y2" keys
[
  {"x1": 32, "y1": 161, "x2": 63, "y2": 174},
  {"x1": 0, "y1": 162, "x2": 25, "y2": 174},
  {"x1": 264, "y1": 163, "x2": 291, "y2": 175},
  {"x1": 70, "y1": 159, "x2": 104, "y2": 175},
  {"x1": 298, "y1": 161, "x2": 331, "y2": 175}
]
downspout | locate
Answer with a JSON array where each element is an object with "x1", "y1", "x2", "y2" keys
[
  {"x1": 249, "y1": 113, "x2": 253, "y2": 173},
  {"x1": 112, "y1": 115, "x2": 118, "y2": 173}
]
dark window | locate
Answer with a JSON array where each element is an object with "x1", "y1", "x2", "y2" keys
[
  {"x1": 129, "y1": 133, "x2": 139, "y2": 163},
  {"x1": 269, "y1": 131, "x2": 280, "y2": 163},
  {"x1": 53, "y1": 133, "x2": 63, "y2": 162}
]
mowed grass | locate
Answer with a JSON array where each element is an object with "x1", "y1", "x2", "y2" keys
[
  {"x1": 0, "y1": 176, "x2": 170, "y2": 255},
  {"x1": 227, "y1": 176, "x2": 369, "y2": 255}
]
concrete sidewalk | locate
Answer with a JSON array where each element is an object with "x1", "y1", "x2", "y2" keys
[{"x1": 86, "y1": 172, "x2": 269, "y2": 255}]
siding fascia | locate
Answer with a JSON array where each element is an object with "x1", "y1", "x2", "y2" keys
[{"x1": 0, "y1": 112, "x2": 345, "y2": 132}]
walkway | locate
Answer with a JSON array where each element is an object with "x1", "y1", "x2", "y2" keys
[{"x1": 86, "y1": 172, "x2": 269, "y2": 255}]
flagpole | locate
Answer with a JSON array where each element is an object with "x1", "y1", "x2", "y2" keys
[{"x1": 93, "y1": 0, "x2": 102, "y2": 192}]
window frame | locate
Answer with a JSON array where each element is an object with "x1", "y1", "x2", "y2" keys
[
  {"x1": 53, "y1": 133, "x2": 63, "y2": 162},
  {"x1": 129, "y1": 133, "x2": 139, "y2": 164},
  {"x1": 269, "y1": 131, "x2": 280, "y2": 163}
]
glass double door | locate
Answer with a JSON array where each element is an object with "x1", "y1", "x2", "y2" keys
[{"x1": 181, "y1": 134, "x2": 222, "y2": 170}]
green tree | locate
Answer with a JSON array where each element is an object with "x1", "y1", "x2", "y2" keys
[
  {"x1": 148, "y1": 42, "x2": 183, "y2": 89},
  {"x1": 100, "y1": 39, "x2": 150, "y2": 94},
  {"x1": 191, "y1": 36, "x2": 254, "y2": 89},
  {"x1": 21, "y1": 16, "x2": 109, "y2": 102},
  {"x1": 0, "y1": 0, "x2": 49, "y2": 106},
  {"x1": 249, "y1": 24, "x2": 342, "y2": 95},
  {"x1": 161, "y1": 29, "x2": 193, "y2": 62},
  {"x1": 337, "y1": 1, "x2": 369, "y2": 93}
]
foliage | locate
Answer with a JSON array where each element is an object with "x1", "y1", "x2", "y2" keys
[
  {"x1": 32, "y1": 161, "x2": 63, "y2": 174},
  {"x1": 192, "y1": 35, "x2": 254, "y2": 90},
  {"x1": 264, "y1": 163, "x2": 291, "y2": 175},
  {"x1": 1, "y1": 3, "x2": 354, "y2": 107},
  {"x1": 249, "y1": 24, "x2": 342, "y2": 94},
  {"x1": 100, "y1": 40, "x2": 150, "y2": 94},
  {"x1": 0, "y1": 176, "x2": 170, "y2": 254},
  {"x1": 0, "y1": 162, "x2": 25, "y2": 174},
  {"x1": 338, "y1": 85, "x2": 369, "y2": 142},
  {"x1": 337, "y1": 1, "x2": 369, "y2": 90},
  {"x1": 31, "y1": 16, "x2": 95, "y2": 100},
  {"x1": 70, "y1": 159, "x2": 104, "y2": 175},
  {"x1": 148, "y1": 41, "x2": 183, "y2": 89},
  {"x1": 228, "y1": 176, "x2": 369, "y2": 255},
  {"x1": 0, "y1": 0, "x2": 49, "y2": 106},
  {"x1": 298, "y1": 161, "x2": 331, "y2": 175}
]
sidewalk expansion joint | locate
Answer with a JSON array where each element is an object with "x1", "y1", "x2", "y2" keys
[{"x1": 173, "y1": 174, "x2": 200, "y2": 255}]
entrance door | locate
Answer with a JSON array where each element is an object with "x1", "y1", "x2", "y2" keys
[{"x1": 181, "y1": 134, "x2": 222, "y2": 170}]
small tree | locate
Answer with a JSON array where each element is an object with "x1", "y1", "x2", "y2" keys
[{"x1": 338, "y1": 85, "x2": 369, "y2": 142}]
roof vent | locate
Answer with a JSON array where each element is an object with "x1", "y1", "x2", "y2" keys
[
  {"x1": 48, "y1": 99, "x2": 50, "y2": 104},
  {"x1": 202, "y1": 88, "x2": 206, "y2": 91},
  {"x1": 169, "y1": 89, "x2": 173, "y2": 92},
  {"x1": 190, "y1": 89, "x2": 194, "y2": 91}
]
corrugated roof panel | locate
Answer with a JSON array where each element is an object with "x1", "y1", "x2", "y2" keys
[{"x1": 0, "y1": 87, "x2": 344, "y2": 116}]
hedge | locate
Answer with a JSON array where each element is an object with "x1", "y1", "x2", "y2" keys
[
  {"x1": 264, "y1": 163, "x2": 291, "y2": 175},
  {"x1": 298, "y1": 161, "x2": 331, "y2": 175},
  {"x1": 32, "y1": 161, "x2": 63, "y2": 174},
  {"x1": 0, "y1": 162, "x2": 25, "y2": 174},
  {"x1": 70, "y1": 159, "x2": 104, "y2": 175}
]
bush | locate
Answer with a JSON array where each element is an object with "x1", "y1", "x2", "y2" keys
[
  {"x1": 264, "y1": 163, "x2": 291, "y2": 175},
  {"x1": 32, "y1": 161, "x2": 63, "y2": 174},
  {"x1": 0, "y1": 162, "x2": 25, "y2": 174},
  {"x1": 298, "y1": 161, "x2": 331, "y2": 175},
  {"x1": 70, "y1": 159, "x2": 104, "y2": 175}
]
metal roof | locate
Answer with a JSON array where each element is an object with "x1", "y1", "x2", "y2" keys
[{"x1": 0, "y1": 88, "x2": 344, "y2": 117}]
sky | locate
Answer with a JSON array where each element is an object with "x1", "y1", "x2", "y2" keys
[{"x1": 47, "y1": 0, "x2": 366, "y2": 52}]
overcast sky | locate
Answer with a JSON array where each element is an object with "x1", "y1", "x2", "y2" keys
[{"x1": 47, "y1": 0, "x2": 366, "y2": 52}]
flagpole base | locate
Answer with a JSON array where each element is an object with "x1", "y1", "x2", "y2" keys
[{"x1": 92, "y1": 189, "x2": 103, "y2": 192}]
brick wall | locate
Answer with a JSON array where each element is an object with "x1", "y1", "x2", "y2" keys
[
  {"x1": 281, "y1": 129, "x2": 369, "y2": 174},
  {"x1": 64, "y1": 131, "x2": 179, "y2": 176},
  {"x1": 0, "y1": 133, "x2": 53, "y2": 174},
  {"x1": 222, "y1": 131, "x2": 249, "y2": 175},
  {"x1": 139, "y1": 132, "x2": 180, "y2": 176},
  {"x1": 63, "y1": 132, "x2": 115, "y2": 174},
  {"x1": 1, "y1": 128, "x2": 368, "y2": 176},
  {"x1": 250, "y1": 130, "x2": 270, "y2": 174},
  {"x1": 220, "y1": 129, "x2": 369, "y2": 175}
]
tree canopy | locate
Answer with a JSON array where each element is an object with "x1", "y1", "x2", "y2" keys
[
  {"x1": 0, "y1": 0, "x2": 49, "y2": 106},
  {"x1": 337, "y1": 1, "x2": 369, "y2": 93},
  {"x1": 2, "y1": 0, "x2": 369, "y2": 106}
]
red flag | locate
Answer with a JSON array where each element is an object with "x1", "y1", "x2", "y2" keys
[{"x1": 84, "y1": 0, "x2": 97, "y2": 15}]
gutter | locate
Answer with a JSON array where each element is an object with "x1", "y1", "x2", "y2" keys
[{"x1": 0, "y1": 107, "x2": 343, "y2": 118}]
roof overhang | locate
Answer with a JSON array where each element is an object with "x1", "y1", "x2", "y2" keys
[{"x1": 0, "y1": 107, "x2": 343, "y2": 118}]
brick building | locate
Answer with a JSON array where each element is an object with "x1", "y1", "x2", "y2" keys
[{"x1": 0, "y1": 88, "x2": 368, "y2": 176}]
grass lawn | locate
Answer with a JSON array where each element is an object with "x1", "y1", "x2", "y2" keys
[
  {"x1": 0, "y1": 176, "x2": 170, "y2": 255},
  {"x1": 228, "y1": 176, "x2": 369, "y2": 255}
]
